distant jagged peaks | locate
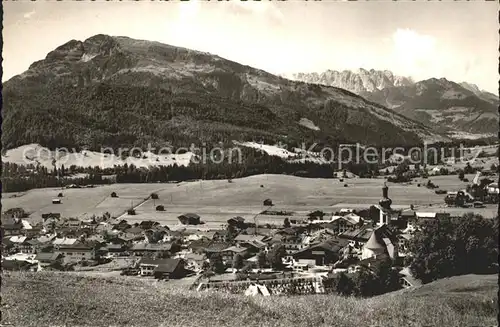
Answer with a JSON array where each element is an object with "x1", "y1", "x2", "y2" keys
[
  {"x1": 289, "y1": 69, "x2": 498, "y2": 136},
  {"x1": 290, "y1": 69, "x2": 413, "y2": 94}
]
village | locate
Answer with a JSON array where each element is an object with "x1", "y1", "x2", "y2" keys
[{"x1": 3, "y1": 164, "x2": 498, "y2": 296}]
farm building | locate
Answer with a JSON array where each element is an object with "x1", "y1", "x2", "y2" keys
[
  {"x1": 1, "y1": 217, "x2": 25, "y2": 236},
  {"x1": 41, "y1": 213, "x2": 61, "y2": 220},
  {"x1": 220, "y1": 245, "x2": 248, "y2": 263},
  {"x1": 101, "y1": 244, "x2": 127, "y2": 257},
  {"x1": 2, "y1": 259, "x2": 38, "y2": 272},
  {"x1": 178, "y1": 213, "x2": 201, "y2": 225},
  {"x1": 399, "y1": 267, "x2": 422, "y2": 288},
  {"x1": 3, "y1": 208, "x2": 29, "y2": 219},
  {"x1": 138, "y1": 258, "x2": 187, "y2": 279},
  {"x1": 330, "y1": 215, "x2": 361, "y2": 233},
  {"x1": 52, "y1": 199, "x2": 61, "y2": 204},
  {"x1": 130, "y1": 243, "x2": 176, "y2": 256},
  {"x1": 34, "y1": 252, "x2": 63, "y2": 267},
  {"x1": 57, "y1": 243, "x2": 96, "y2": 263},
  {"x1": 292, "y1": 240, "x2": 344, "y2": 266},
  {"x1": 139, "y1": 220, "x2": 158, "y2": 230},
  {"x1": 227, "y1": 216, "x2": 246, "y2": 228},
  {"x1": 6, "y1": 236, "x2": 34, "y2": 254},
  {"x1": 415, "y1": 212, "x2": 451, "y2": 220}
]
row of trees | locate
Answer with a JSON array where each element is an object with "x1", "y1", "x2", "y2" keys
[
  {"x1": 323, "y1": 258, "x2": 402, "y2": 297},
  {"x1": 407, "y1": 214, "x2": 498, "y2": 283}
]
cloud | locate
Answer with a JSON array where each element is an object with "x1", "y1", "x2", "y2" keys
[
  {"x1": 389, "y1": 28, "x2": 442, "y2": 80},
  {"x1": 225, "y1": 2, "x2": 284, "y2": 26},
  {"x1": 23, "y1": 10, "x2": 36, "y2": 19}
]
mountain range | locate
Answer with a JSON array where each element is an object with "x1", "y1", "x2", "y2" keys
[
  {"x1": 2, "y1": 34, "x2": 447, "y2": 153},
  {"x1": 289, "y1": 69, "x2": 498, "y2": 137}
]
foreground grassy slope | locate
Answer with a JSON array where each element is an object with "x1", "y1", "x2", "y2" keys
[{"x1": 2, "y1": 272, "x2": 497, "y2": 327}]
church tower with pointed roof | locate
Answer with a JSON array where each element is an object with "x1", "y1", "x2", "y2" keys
[{"x1": 379, "y1": 182, "x2": 392, "y2": 210}]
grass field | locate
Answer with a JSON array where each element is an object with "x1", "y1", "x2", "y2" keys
[
  {"x1": 1, "y1": 272, "x2": 497, "y2": 327},
  {"x1": 2, "y1": 174, "x2": 497, "y2": 228}
]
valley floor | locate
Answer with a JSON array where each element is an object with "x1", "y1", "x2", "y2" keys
[{"x1": 2, "y1": 174, "x2": 497, "y2": 229}]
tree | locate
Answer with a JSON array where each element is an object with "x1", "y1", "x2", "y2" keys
[
  {"x1": 226, "y1": 224, "x2": 237, "y2": 242},
  {"x1": 395, "y1": 160, "x2": 409, "y2": 177},
  {"x1": 307, "y1": 210, "x2": 325, "y2": 221},
  {"x1": 283, "y1": 218, "x2": 291, "y2": 228},
  {"x1": 368, "y1": 205, "x2": 379, "y2": 225},
  {"x1": 209, "y1": 254, "x2": 225, "y2": 274},
  {"x1": 325, "y1": 272, "x2": 354, "y2": 296},
  {"x1": 458, "y1": 170, "x2": 465, "y2": 181},
  {"x1": 464, "y1": 162, "x2": 474, "y2": 174},
  {"x1": 257, "y1": 250, "x2": 267, "y2": 269},
  {"x1": 373, "y1": 258, "x2": 401, "y2": 294},
  {"x1": 352, "y1": 269, "x2": 378, "y2": 297},
  {"x1": 407, "y1": 214, "x2": 498, "y2": 283},
  {"x1": 232, "y1": 253, "x2": 244, "y2": 271},
  {"x1": 439, "y1": 167, "x2": 449, "y2": 175},
  {"x1": 267, "y1": 243, "x2": 286, "y2": 270}
]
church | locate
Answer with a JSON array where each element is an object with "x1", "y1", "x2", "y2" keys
[{"x1": 373, "y1": 183, "x2": 404, "y2": 228}]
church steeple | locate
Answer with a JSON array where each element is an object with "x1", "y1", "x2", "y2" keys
[{"x1": 379, "y1": 182, "x2": 392, "y2": 210}]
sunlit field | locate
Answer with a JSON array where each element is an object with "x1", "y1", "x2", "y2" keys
[{"x1": 2, "y1": 174, "x2": 497, "y2": 228}]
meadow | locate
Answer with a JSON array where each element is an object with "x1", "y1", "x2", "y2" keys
[
  {"x1": 1, "y1": 271, "x2": 497, "y2": 327},
  {"x1": 2, "y1": 174, "x2": 497, "y2": 228}
]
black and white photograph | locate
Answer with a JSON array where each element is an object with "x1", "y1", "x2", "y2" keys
[{"x1": 1, "y1": 1, "x2": 499, "y2": 326}]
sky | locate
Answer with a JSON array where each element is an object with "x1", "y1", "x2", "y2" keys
[{"x1": 3, "y1": 1, "x2": 498, "y2": 93}]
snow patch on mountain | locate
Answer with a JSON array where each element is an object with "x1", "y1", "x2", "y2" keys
[
  {"x1": 298, "y1": 118, "x2": 320, "y2": 131},
  {"x1": 2, "y1": 144, "x2": 195, "y2": 171}
]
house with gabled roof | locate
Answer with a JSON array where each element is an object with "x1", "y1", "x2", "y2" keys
[
  {"x1": 35, "y1": 252, "x2": 63, "y2": 267},
  {"x1": 138, "y1": 258, "x2": 187, "y2": 279},
  {"x1": 52, "y1": 237, "x2": 79, "y2": 249},
  {"x1": 2, "y1": 259, "x2": 38, "y2": 272},
  {"x1": 292, "y1": 238, "x2": 348, "y2": 266},
  {"x1": 2, "y1": 217, "x2": 25, "y2": 236},
  {"x1": 399, "y1": 267, "x2": 422, "y2": 288},
  {"x1": 57, "y1": 243, "x2": 96, "y2": 263},
  {"x1": 204, "y1": 242, "x2": 231, "y2": 259},
  {"x1": 182, "y1": 252, "x2": 207, "y2": 272},
  {"x1": 221, "y1": 245, "x2": 248, "y2": 263},
  {"x1": 234, "y1": 234, "x2": 267, "y2": 244},
  {"x1": 130, "y1": 243, "x2": 174, "y2": 256},
  {"x1": 7, "y1": 236, "x2": 35, "y2": 254}
]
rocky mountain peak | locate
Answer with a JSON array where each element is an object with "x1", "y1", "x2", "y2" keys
[{"x1": 289, "y1": 69, "x2": 412, "y2": 94}]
